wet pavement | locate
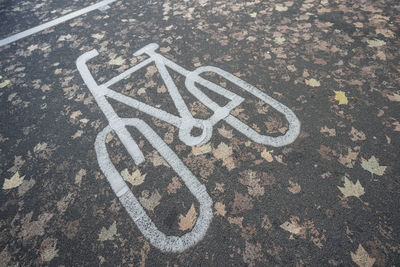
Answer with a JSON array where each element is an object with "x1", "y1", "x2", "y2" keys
[{"x1": 1, "y1": 0, "x2": 400, "y2": 266}]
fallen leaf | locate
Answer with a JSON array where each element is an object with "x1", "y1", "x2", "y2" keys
[
  {"x1": 192, "y1": 143, "x2": 212, "y2": 156},
  {"x1": 109, "y1": 56, "x2": 125, "y2": 66},
  {"x1": 275, "y1": 5, "x2": 288, "y2": 11},
  {"x1": 280, "y1": 217, "x2": 303, "y2": 235},
  {"x1": 98, "y1": 221, "x2": 117, "y2": 241},
  {"x1": 167, "y1": 176, "x2": 182, "y2": 194},
  {"x1": 3, "y1": 171, "x2": 25, "y2": 190},
  {"x1": 139, "y1": 190, "x2": 161, "y2": 212},
  {"x1": 261, "y1": 149, "x2": 274, "y2": 162},
  {"x1": 334, "y1": 91, "x2": 348, "y2": 105},
  {"x1": 305, "y1": 78, "x2": 320, "y2": 87},
  {"x1": 213, "y1": 142, "x2": 232, "y2": 160},
  {"x1": 320, "y1": 126, "x2": 336, "y2": 136},
  {"x1": 250, "y1": 12, "x2": 257, "y2": 18},
  {"x1": 71, "y1": 130, "x2": 83, "y2": 139},
  {"x1": 121, "y1": 168, "x2": 146, "y2": 186},
  {"x1": 34, "y1": 142, "x2": 47, "y2": 153},
  {"x1": 361, "y1": 156, "x2": 387, "y2": 176},
  {"x1": 338, "y1": 146, "x2": 359, "y2": 168},
  {"x1": 350, "y1": 127, "x2": 366, "y2": 141},
  {"x1": 214, "y1": 202, "x2": 226, "y2": 216},
  {"x1": 231, "y1": 192, "x2": 253, "y2": 214},
  {"x1": 0, "y1": 80, "x2": 10, "y2": 88},
  {"x1": 274, "y1": 37, "x2": 286, "y2": 45},
  {"x1": 375, "y1": 28, "x2": 394, "y2": 38},
  {"x1": 40, "y1": 237, "x2": 58, "y2": 262},
  {"x1": 351, "y1": 244, "x2": 376, "y2": 267},
  {"x1": 367, "y1": 39, "x2": 386, "y2": 47},
  {"x1": 178, "y1": 204, "x2": 197, "y2": 231},
  {"x1": 218, "y1": 126, "x2": 233, "y2": 139},
  {"x1": 387, "y1": 93, "x2": 400, "y2": 102},
  {"x1": 337, "y1": 177, "x2": 365, "y2": 199},
  {"x1": 288, "y1": 180, "x2": 301, "y2": 194}
]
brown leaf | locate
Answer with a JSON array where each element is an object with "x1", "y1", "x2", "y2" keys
[
  {"x1": 351, "y1": 244, "x2": 376, "y2": 267},
  {"x1": 178, "y1": 204, "x2": 197, "y2": 231},
  {"x1": 217, "y1": 126, "x2": 233, "y2": 139},
  {"x1": 320, "y1": 126, "x2": 336, "y2": 136},
  {"x1": 214, "y1": 202, "x2": 226, "y2": 216},
  {"x1": 338, "y1": 146, "x2": 360, "y2": 168},
  {"x1": 350, "y1": 127, "x2": 366, "y2": 141},
  {"x1": 167, "y1": 177, "x2": 182, "y2": 194},
  {"x1": 288, "y1": 180, "x2": 301, "y2": 194},
  {"x1": 231, "y1": 192, "x2": 253, "y2": 214},
  {"x1": 139, "y1": 190, "x2": 162, "y2": 212}
]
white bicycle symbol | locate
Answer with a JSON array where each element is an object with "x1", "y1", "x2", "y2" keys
[{"x1": 76, "y1": 43, "x2": 300, "y2": 252}]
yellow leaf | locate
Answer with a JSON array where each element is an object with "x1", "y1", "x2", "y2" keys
[
  {"x1": 361, "y1": 156, "x2": 386, "y2": 176},
  {"x1": 121, "y1": 168, "x2": 146, "y2": 186},
  {"x1": 334, "y1": 91, "x2": 348, "y2": 105},
  {"x1": 0, "y1": 80, "x2": 10, "y2": 88},
  {"x1": 3, "y1": 172, "x2": 25, "y2": 190},
  {"x1": 178, "y1": 204, "x2": 198, "y2": 231},
  {"x1": 192, "y1": 143, "x2": 212, "y2": 156},
  {"x1": 250, "y1": 12, "x2": 257, "y2": 18},
  {"x1": 305, "y1": 78, "x2": 320, "y2": 87},
  {"x1": 351, "y1": 244, "x2": 375, "y2": 267},
  {"x1": 337, "y1": 177, "x2": 365, "y2": 198},
  {"x1": 261, "y1": 149, "x2": 274, "y2": 162},
  {"x1": 245, "y1": 140, "x2": 252, "y2": 147}
]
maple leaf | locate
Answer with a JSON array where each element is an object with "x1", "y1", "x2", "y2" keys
[
  {"x1": 334, "y1": 91, "x2": 348, "y2": 105},
  {"x1": 3, "y1": 172, "x2": 25, "y2": 190},
  {"x1": 121, "y1": 168, "x2": 146, "y2": 186},
  {"x1": 337, "y1": 177, "x2": 365, "y2": 199},
  {"x1": 139, "y1": 190, "x2": 161, "y2": 212},
  {"x1": 213, "y1": 142, "x2": 232, "y2": 160},
  {"x1": 351, "y1": 244, "x2": 375, "y2": 267},
  {"x1": 178, "y1": 204, "x2": 197, "y2": 231},
  {"x1": 214, "y1": 202, "x2": 226, "y2": 216},
  {"x1": 98, "y1": 221, "x2": 117, "y2": 241},
  {"x1": 361, "y1": 156, "x2": 387, "y2": 176},
  {"x1": 192, "y1": 143, "x2": 212, "y2": 156}
]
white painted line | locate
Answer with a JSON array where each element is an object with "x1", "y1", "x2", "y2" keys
[
  {"x1": 76, "y1": 43, "x2": 301, "y2": 252},
  {"x1": 0, "y1": 0, "x2": 116, "y2": 47}
]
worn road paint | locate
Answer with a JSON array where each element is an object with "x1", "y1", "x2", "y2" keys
[
  {"x1": 76, "y1": 43, "x2": 300, "y2": 252},
  {"x1": 0, "y1": 0, "x2": 116, "y2": 47}
]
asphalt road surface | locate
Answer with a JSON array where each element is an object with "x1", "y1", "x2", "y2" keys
[{"x1": 1, "y1": 0, "x2": 399, "y2": 266}]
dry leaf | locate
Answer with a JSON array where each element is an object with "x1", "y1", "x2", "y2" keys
[
  {"x1": 320, "y1": 126, "x2": 336, "y2": 136},
  {"x1": 109, "y1": 56, "x2": 125, "y2": 66},
  {"x1": 361, "y1": 156, "x2": 387, "y2": 176},
  {"x1": 214, "y1": 202, "x2": 226, "y2": 216},
  {"x1": 367, "y1": 39, "x2": 386, "y2": 47},
  {"x1": 249, "y1": 12, "x2": 257, "y2": 18},
  {"x1": 40, "y1": 238, "x2": 58, "y2": 262},
  {"x1": 167, "y1": 177, "x2": 182, "y2": 194},
  {"x1": 288, "y1": 180, "x2": 301, "y2": 194},
  {"x1": 351, "y1": 244, "x2": 376, "y2": 267},
  {"x1": 3, "y1": 171, "x2": 25, "y2": 190},
  {"x1": 334, "y1": 91, "x2": 348, "y2": 105},
  {"x1": 192, "y1": 143, "x2": 212, "y2": 156},
  {"x1": 261, "y1": 149, "x2": 274, "y2": 162},
  {"x1": 387, "y1": 93, "x2": 400, "y2": 102},
  {"x1": 350, "y1": 127, "x2": 366, "y2": 141},
  {"x1": 305, "y1": 78, "x2": 320, "y2": 87},
  {"x1": 337, "y1": 177, "x2": 365, "y2": 199},
  {"x1": 178, "y1": 204, "x2": 197, "y2": 231},
  {"x1": 280, "y1": 217, "x2": 303, "y2": 235},
  {"x1": 218, "y1": 126, "x2": 233, "y2": 139},
  {"x1": 213, "y1": 142, "x2": 232, "y2": 160},
  {"x1": 275, "y1": 5, "x2": 288, "y2": 11},
  {"x1": 139, "y1": 190, "x2": 161, "y2": 212},
  {"x1": 121, "y1": 168, "x2": 146, "y2": 186},
  {"x1": 338, "y1": 146, "x2": 359, "y2": 168},
  {"x1": 98, "y1": 221, "x2": 117, "y2": 241}
]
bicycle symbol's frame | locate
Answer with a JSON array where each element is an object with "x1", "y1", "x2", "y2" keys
[{"x1": 76, "y1": 43, "x2": 300, "y2": 252}]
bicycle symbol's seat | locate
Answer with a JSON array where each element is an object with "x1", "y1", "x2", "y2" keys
[{"x1": 76, "y1": 43, "x2": 300, "y2": 252}]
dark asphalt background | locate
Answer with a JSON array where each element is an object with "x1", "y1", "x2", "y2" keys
[{"x1": 1, "y1": 0, "x2": 400, "y2": 266}]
